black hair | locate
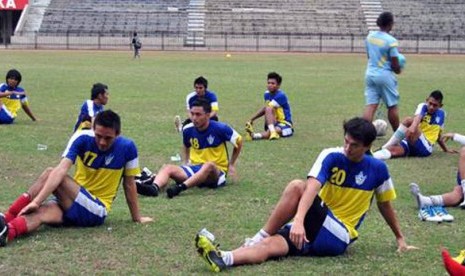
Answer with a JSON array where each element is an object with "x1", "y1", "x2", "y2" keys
[
  {"x1": 267, "y1": 72, "x2": 282, "y2": 85},
  {"x1": 377, "y1": 12, "x2": 394, "y2": 28},
  {"x1": 429, "y1": 90, "x2": 444, "y2": 103},
  {"x1": 191, "y1": 98, "x2": 211, "y2": 113},
  {"x1": 94, "y1": 109, "x2": 121, "y2": 134},
  {"x1": 343, "y1": 117, "x2": 377, "y2": 147},
  {"x1": 133, "y1": 32, "x2": 138, "y2": 37},
  {"x1": 6, "y1": 69, "x2": 22, "y2": 85},
  {"x1": 194, "y1": 76, "x2": 208, "y2": 89},
  {"x1": 91, "y1": 83, "x2": 108, "y2": 100}
]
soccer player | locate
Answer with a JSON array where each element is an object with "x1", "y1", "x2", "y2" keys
[
  {"x1": 138, "y1": 98, "x2": 242, "y2": 198},
  {"x1": 131, "y1": 32, "x2": 141, "y2": 59},
  {"x1": 73, "y1": 83, "x2": 109, "y2": 132},
  {"x1": 245, "y1": 72, "x2": 293, "y2": 141},
  {"x1": 363, "y1": 11, "x2": 402, "y2": 131},
  {"x1": 373, "y1": 90, "x2": 453, "y2": 160},
  {"x1": 0, "y1": 110, "x2": 152, "y2": 247},
  {"x1": 409, "y1": 146, "x2": 465, "y2": 222},
  {"x1": 195, "y1": 117, "x2": 416, "y2": 272},
  {"x1": 0, "y1": 69, "x2": 37, "y2": 124},
  {"x1": 175, "y1": 76, "x2": 219, "y2": 132}
]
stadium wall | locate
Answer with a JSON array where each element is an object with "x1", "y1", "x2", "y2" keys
[{"x1": 6, "y1": 31, "x2": 465, "y2": 54}]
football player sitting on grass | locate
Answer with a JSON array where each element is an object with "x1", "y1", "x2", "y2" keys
[
  {"x1": 244, "y1": 72, "x2": 293, "y2": 141},
  {"x1": 195, "y1": 117, "x2": 416, "y2": 272},
  {"x1": 373, "y1": 90, "x2": 454, "y2": 160},
  {"x1": 136, "y1": 98, "x2": 242, "y2": 199},
  {"x1": 0, "y1": 69, "x2": 38, "y2": 124}
]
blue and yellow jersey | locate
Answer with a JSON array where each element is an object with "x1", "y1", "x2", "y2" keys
[
  {"x1": 0, "y1": 83, "x2": 28, "y2": 118},
  {"x1": 415, "y1": 103, "x2": 445, "y2": 145},
  {"x1": 365, "y1": 31, "x2": 400, "y2": 75},
  {"x1": 183, "y1": 120, "x2": 241, "y2": 173},
  {"x1": 186, "y1": 90, "x2": 219, "y2": 112},
  {"x1": 308, "y1": 147, "x2": 396, "y2": 240},
  {"x1": 73, "y1": 100, "x2": 105, "y2": 132},
  {"x1": 63, "y1": 130, "x2": 140, "y2": 211},
  {"x1": 264, "y1": 90, "x2": 293, "y2": 126}
]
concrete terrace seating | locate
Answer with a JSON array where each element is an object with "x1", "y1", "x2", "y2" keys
[
  {"x1": 38, "y1": 0, "x2": 189, "y2": 36},
  {"x1": 383, "y1": 0, "x2": 465, "y2": 39},
  {"x1": 204, "y1": 0, "x2": 368, "y2": 36}
]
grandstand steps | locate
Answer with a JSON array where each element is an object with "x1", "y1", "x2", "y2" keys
[
  {"x1": 17, "y1": 0, "x2": 52, "y2": 35},
  {"x1": 360, "y1": 0, "x2": 382, "y2": 32},
  {"x1": 186, "y1": 0, "x2": 206, "y2": 46}
]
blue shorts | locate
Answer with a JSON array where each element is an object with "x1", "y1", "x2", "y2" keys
[
  {"x1": 365, "y1": 72, "x2": 399, "y2": 107},
  {"x1": 181, "y1": 164, "x2": 226, "y2": 188},
  {"x1": 276, "y1": 122, "x2": 294, "y2": 137},
  {"x1": 0, "y1": 106, "x2": 14, "y2": 124},
  {"x1": 277, "y1": 196, "x2": 350, "y2": 256},
  {"x1": 456, "y1": 171, "x2": 462, "y2": 187},
  {"x1": 60, "y1": 187, "x2": 107, "y2": 227},
  {"x1": 400, "y1": 133, "x2": 433, "y2": 157}
]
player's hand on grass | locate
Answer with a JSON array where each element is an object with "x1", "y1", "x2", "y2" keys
[
  {"x1": 138, "y1": 217, "x2": 154, "y2": 224},
  {"x1": 289, "y1": 221, "x2": 308, "y2": 250},
  {"x1": 396, "y1": 237, "x2": 419, "y2": 253},
  {"x1": 228, "y1": 165, "x2": 238, "y2": 183},
  {"x1": 18, "y1": 201, "x2": 40, "y2": 216},
  {"x1": 441, "y1": 133, "x2": 455, "y2": 144}
]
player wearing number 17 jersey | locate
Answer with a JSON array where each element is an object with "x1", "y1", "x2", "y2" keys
[{"x1": 0, "y1": 110, "x2": 152, "y2": 247}]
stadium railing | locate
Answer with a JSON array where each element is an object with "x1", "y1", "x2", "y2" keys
[{"x1": 5, "y1": 31, "x2": 465, "y2": 54}]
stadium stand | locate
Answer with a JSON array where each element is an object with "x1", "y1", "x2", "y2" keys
[
  {"x1": 25, "y1": 0, "x2": 465, "y2": 39},
  {"x1": 383, "y1": 0, "x2": 465, "y2": 39},
  {"x1": 10, "y1": 0, "x2": 465, "y2": 52},
  {"x1": 37, "y1": 0, "x2": 189, "y2": 36},
  {"x1": 204, "y1": 0, "x2": 367, "y2": 35}
]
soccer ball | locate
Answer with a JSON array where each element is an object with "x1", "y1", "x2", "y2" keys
[
  {"x1": 373, "y1": 119, "x2": 388, "y2": 137},
  {"x1": 398, "y1": 53, "x2": 406, "y2": 69}
]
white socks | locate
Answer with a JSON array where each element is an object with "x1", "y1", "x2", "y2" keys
[
  {"x1": 268, "y1": 124, "x2": 276, "y2": 133},
  {"x1": 221, "y1": 251, "x2": 234, "y2": 266},
  {"x1": 418, "y1": 194, "x2": 444, "y2": 207},
  {"x1": 373, "y1": 148, "x2": 392, "y2": 160},
  {"x1": 382, "y1": 124, "x2": 407, "y2": 149},
  {"x1": 453, "y1": 133, "x2": 465, "y2": 146}
]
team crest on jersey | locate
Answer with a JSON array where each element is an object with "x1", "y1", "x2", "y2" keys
[
  {"x1": 207, "y1": 135, "x2": 215, "y2": 145},
  {"x1": 355, "y1": 171, "x2": 367, "y2": 185},
  {"x1": 105, "y1": 154, "x2": 114, "y2": 166}
]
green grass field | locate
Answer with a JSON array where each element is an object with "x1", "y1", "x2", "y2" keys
[{"x1": 1, "y1": 50, "x2": 465, "y2": 274}]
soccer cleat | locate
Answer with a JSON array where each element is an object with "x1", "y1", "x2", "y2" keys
[
  {"x1": 453, "y1": 250, "x2": 465, "y2": 265},
  {"x1": 244, "y1": 132, "x2": 253, "y2": 141},
  {"x1": 0, "y1": 213, "x2": 8, "y2": 247},
  {"x1": 136, "y1": 167, "x2": 155, "y2": 183},
  {"x1": 269, "y1": 131, "x2": 280, "y2": 140},
  {"x1": 409, "y1": 182, "x2": 422, "y2": 209},
  {"x1": 432, "y1": 206, "x2": 454, "y2": 222},
  {"x1": 136, "y1": 181, "x2": 159, "y2": 197},
  {"x1": 195, "y1": 230, "x2": 226, "y2": 272},
  {"x1": 166, "y1": 184, "x2": 183, "y2": 199},
  {"x1": 459, "y1": 200, "x2": 465, "y2": 209},
  {"x1": 245, "y1": 121, "x2": 254, "y2": 134},
  {"x1": 418, "y1": 206, "x2": 442, "y2": 222},
  {"x1": 174, "y1": 115, "x2": 182, "y2": 132}
]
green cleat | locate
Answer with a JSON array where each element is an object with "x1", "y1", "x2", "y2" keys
[
  {"x1": 245, "y1": 121, "x2": 254, "y2": 134},
  {"x1": 269, "y1": 131, "x2": 280, "y2": 140},
  {"x1": 195, "y1": 231, "x2": 226, "y2": 272}
]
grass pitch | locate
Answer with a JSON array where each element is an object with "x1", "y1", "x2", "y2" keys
[{"x1": 0, "y1": 50, "x2": 465, "y2": 274}]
